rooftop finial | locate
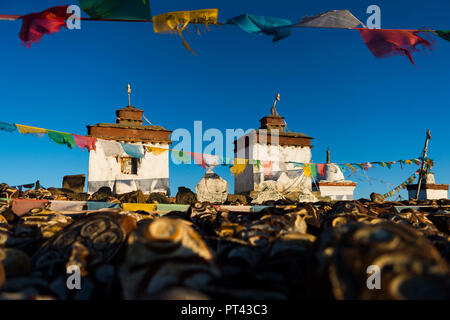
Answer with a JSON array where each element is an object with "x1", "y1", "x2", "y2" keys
[
  {"x1": 327, "y1": 146, "x2": 330, "y2": 164},
  {"x1": 271, "y1": 93, "x2": 280, "y2": 117},
  {"x1": 127, "y1": 83, "x2": 131, "y2": 106}
]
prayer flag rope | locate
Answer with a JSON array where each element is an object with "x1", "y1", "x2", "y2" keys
[{"x1": 1, "y1": 4, "x2": 449, "y2": 64}]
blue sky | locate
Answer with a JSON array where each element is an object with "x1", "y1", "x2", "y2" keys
[{"x1": 0, "y1": 0, "x2": 449, "y2": 199}]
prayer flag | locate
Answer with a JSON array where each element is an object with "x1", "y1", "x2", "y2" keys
[
  {"x1": 226, "y1": 14, "x2": 293, "y2": 42},
  {"x1": 19, "y1": 6, "x2": 70, "y2": 47},
  {"x1": 0, "y1": 121, "x2": 17, "y2": 133},
  {"x1": 433, "y1": 30, "x2": 450, "y2": 42},
  {"x1": 48, "y1": 130, "x2": 76, "y2": 149},
  {"x1": 296, "y1": 10, "x2": 363, "y2": 29},
  {"x1": 121, "y1": 143, "x2": 144, "y2": 159},
  {"x1": 73, "y1": 134, "x2": 97, "y2": 151},
  {"x1": 317, "y1": 163, "x2": 326, "y2": 177},
  {"x1": 230, "y1": 159, "x2": 248, "y2": 176},
  {"x1": 146, "y1": 146, "x2": 168, "y2": 155},
  {"x1": 16, "y1": 124, "x2": 48, "y2": 137},
  {"x1": 358, "y1": 28, "x2": 434, "y2": 65},
  {"x1": 153, "y1": 9, "x2": 218, "y2": 55},
  {"x1": 78, "y1": 0, "x2": 152, "y2": 20}
]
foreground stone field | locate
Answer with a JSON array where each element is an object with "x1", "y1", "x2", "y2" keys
[{"x1": 0, "y1": 185, "x2": 449, "y2": 300}]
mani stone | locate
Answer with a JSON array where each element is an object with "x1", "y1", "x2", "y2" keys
[
  {"x1": 370, "y1": 192, "x2": 385, "y2": 203},
  {"x1": 297, "y1": 186, "x2": 319, "y2": 203},
  {"x1": 195, "y1": 170, "x2": 228, "y2": 204},
  {"x1": 176, "y1": 187, "x2": 197, "y2": 205},
  {"x1": 251, "y1": 181, "x2": 285, "y2": 204},
  {"x1": 62, "y1": 174, "x2": 86, "y2": 193}
]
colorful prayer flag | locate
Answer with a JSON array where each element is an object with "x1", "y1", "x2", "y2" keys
[
  {"x1": 226, "y1": 14, "x2": 293, "y2": 42},
  {"x1": 433, "y1": 30, "x2": 450, "y2": 42},
  {"x1": 153, "y1": 9, "x2": 218, "y2": 55},
  {"x1": 146, "y1": 146, "x2": 168, "y2": 155},
  {"x1": 120, "y1": 143, "x2": 144, "y2": 159},
  {"x1": 19, "y1": 6, "x2": 70, "y2": 47},
  {"x1": 73, "y1": 134, "x2": 97, "y2": 151},
  {"x1": 16, "y1": 124, "x2": 48, "y2": 136},
  {"x1": 0, "y1": 121, "x2": 17, "y2": 133},
  {"x1": 78, "y1": 0, "x2": 151, "y2": 20},
  {"x1": 317, "y1": 163, "x2": 326, "y2": 177},
  {"x1": 358, "y1": 28, "x2": 434, "y2": 65},
  {"x1": 48, "y1": 130, "x2": 76, "y2": 149},
  {"x1": 230, "y1": 158, "x2": 248, "y2": 176},
  {"x1": 296, "y1": 9, "x2": 363, "y2": 29}
]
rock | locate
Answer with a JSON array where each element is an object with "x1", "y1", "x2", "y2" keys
[
  {"x1": 297, "y1": 187, "x2": 319, "y2": 203},
  {"x1": 0, "y1": 248, "x2": 31, "y2": 277},
  {"x1": 251, "y1": 181, "x2": 285, "y2": 204},
  {"x1": 370, "y1": 192, "x2": 385, "y2": 203},
  {"x1": 119, "y1": 217, "x2": 220, "y2": 299},
  {"x1": 62, "y1": 174, "x2": 86, "y2": 193},
  {"x1": 117, "y1": 190, "x2": 146, "y2": 203},
  {"x1": 147, "y1": 192, "x2": 170, "y2": 204},
  {"x1": 195, "y1": 170, "x2": 228, "y2": 204},
  {"x1": 226, "y1": 194, "x2": 248, "y2": 205},
  {"x1": 176, "y1": 187, "x2": 197, "y2": 205},
  {"x1": 88, "y1": 186, "x2": 117, "y2": 202}
]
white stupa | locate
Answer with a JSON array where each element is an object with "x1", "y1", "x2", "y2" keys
[{"x1": 312, "y1": 148, "x2": 356, "y2": 200}]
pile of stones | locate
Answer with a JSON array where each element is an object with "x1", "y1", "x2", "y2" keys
[{"x1": 0, "y1": 182, "x2": 449, "y2": 300}]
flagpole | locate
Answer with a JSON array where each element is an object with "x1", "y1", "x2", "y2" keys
[{"x1": 415, "y1": 130, "x2": 432, "y2": 200}]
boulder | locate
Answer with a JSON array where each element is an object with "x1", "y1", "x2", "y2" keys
[
  {"x1": 176, "y1": 187, "x2": 197, "y2": 205},
  {"x1": 195, "y1": 170, "x2": 228, "y2": 204},
  {"x1": 297, "y1": 187, "x2": 319, "y2": 203},
  {"x1": 370, "y1": 192, "x2": 385, "y2": 203},
  {"x1": 251, "y1": 181, "x2": 285, "y2": 204},
  {"x1": 117, "y1": 190, "x2": 146, "y2": 203},
  {"x1": 62, "y1": 174, "x2": 85, "y2": 193},
  {"x1": 147, "y1": 192, "x2": 170, "y2": 204},
  {"x1": 88, "y1": 186, "x2": 115, "y2": 202},
  {"x1": 226, "y1": 194, "x2": 248, "y2": 205}
]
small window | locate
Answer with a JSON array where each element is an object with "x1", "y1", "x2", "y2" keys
[{"x1": 120, "y1": 157, "x2": 138, "y2": 175}]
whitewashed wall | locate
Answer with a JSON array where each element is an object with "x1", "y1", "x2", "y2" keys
[
  {"x1": 234, "y1": 138, "x2": 312, "y2": 194},
  {"x1": 88, "y1": 141, "x2": 170, "y2": 195},
  {"x1": 316, "y1": 185, "x2": 356, "y2": 200},
  {"x1": 408, "y1": 188, "x2": 448, "y2": 200}
]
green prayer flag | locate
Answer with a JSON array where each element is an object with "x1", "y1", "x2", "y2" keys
[
  {"x1": 79, "y1": 0, "x2": 152, "y2": 20},
  {"x1": 172, "y1": 150, "x2": 191, "y2": 164},
  {"x1": 434, "y1": 30, "x2": 450, "y2": 42},
  {"x1": 48, "y1": 131, "x2": 76, "y2": 149}
]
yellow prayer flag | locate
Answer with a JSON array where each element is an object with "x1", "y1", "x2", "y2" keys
[
  {"x1": 16, "y1": 124, "x2": 48, "y2": 135},
  {"x1": 153, "y1": 9, "x2": 218, "y2": 55},
  {"x1": 404, "y1": 160, "x2": 412, "y2": 165},
  {"x1": 230, "y1": 158, "x2": 248, "y2": 176},
  {"x1": 122, "y1": 203, "x2": 157, "y2": 212},
  {"x1": 303, "y1": 164, "x2": 311, "y2": 177},
  {"x1": 346, "y1": 164, "x2": 355, "y2": 171},
  {"x1": 146, "y1": 146, "x2": 168, "y2": 155}
]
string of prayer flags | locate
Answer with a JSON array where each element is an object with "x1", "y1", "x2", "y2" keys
[
  {"x1": 73, "y1": 134, "x2": 97, "y2": 151},
  {"x1": 296, "y1": 9, "x2": 363, "y2": 29},
  {"x1": 230, "y1": 159, "x2": 248, "y2": 176},
  {"x1": 120, "y1": 143, "x2": 144, "y2": 159},
  {"x1": 383, "y1": 169, "x2": 420, "y2": 198},
  {"x1": 78, "y1": 0, "x2": 152, "y2": 20},
  {"x1": 0, "y1": 121, "x2": 17, "y2": 133},
  {"x1": 433, "y1": 30, "x2": 450, "y2": 42},
  {"x1": 358, "y1": 28, "x2": 435, "y2": 65},
  {"x1": 11, "y1": 183, "x2": 35, "y2": 191},
  {"x1": 226, "y1": 14, "x2": 293, "y2": 42},
  {"x1": 19, "y1": 6, "x2": 70, "y2": 48},
  {"x1": 146, "y1": 146, "x2": 168, "y2": 155},
  {"x1": 153, "y1": 9, "x2": 219, "y2": 55},
  {"x1": 48, "y1": 130, "x2": 76, "y2": 149}
]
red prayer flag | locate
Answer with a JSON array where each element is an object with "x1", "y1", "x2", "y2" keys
[
  {"x1": 358, "y1": 28, "x2": 434, "y2": 65},
  {"x1": 317, "y1": 163, "x2": 326, "y2": 177},
  {"x1": 73, "y1": 134, "x2": 97, "y2": 151},
  {"x1": 188, "y1": 152, "x2": 207, "y2": 169},
  {"x1": 19, "y1": 5, "x2": 70, "y2": 48}
]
